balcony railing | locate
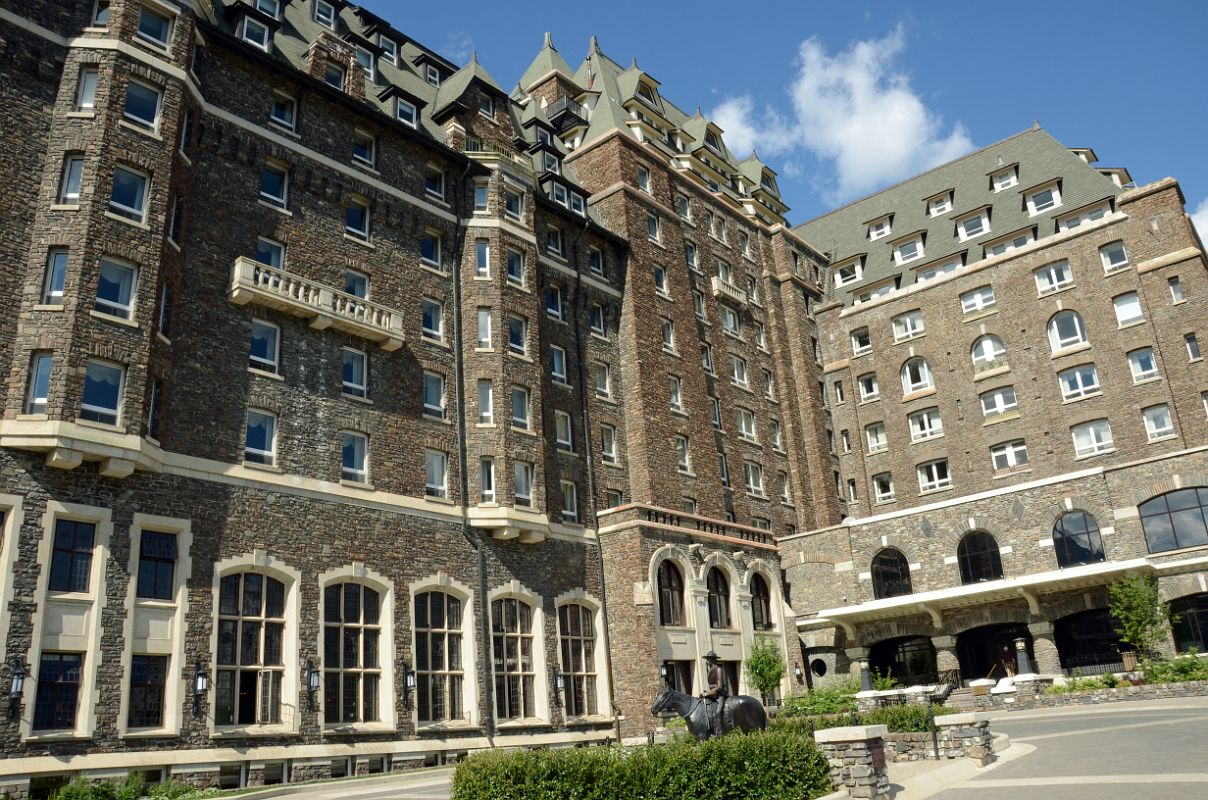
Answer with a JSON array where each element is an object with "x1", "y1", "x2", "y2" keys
[
  {"x1": 229, "y1": 257, "x2": 404, "y2": 351},
  {"x1": 710, "y1": 276, "x2": 748, "y2": 307},
  {"x1": 546, "y1": 96, "x2": 587, "y2": 131},
  {"x1": 636, "y1": 505, "x2": 774, "y2": 547}
]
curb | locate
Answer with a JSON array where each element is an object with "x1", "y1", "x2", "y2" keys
[{"x1": 229, "y1": 767, "x2": 456, "y2": 800}]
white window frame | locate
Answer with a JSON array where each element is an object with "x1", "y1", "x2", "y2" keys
[
  {"x1": 901, "y1": 357, "x2": 934, "y2": 395},
  {"x1": 928, "y1": 192, "x2": 953, "y2": 217},
  {"x1": 1034, "y1": 261, "x2": 1073, "y2": 295},
  {"x1": 424, "y1": 449, "x2": 448, "y2": 498},
  {"x1": 510, "y1": 386, "x2": 530, "y2": 430},
  {"x1": 1143, "y1": 405, "x2": 1175, "y2": 442},
  {"x1": 1048, "y1": 311, "x2": 1088, "y2": 352},
  {"x1": 1072, "y1": 419, "x2": 1114, "y2": 458},
  {"x1": 917, "y1": 459, "x2": 952, "y2": 493},
  {"x1": 980, "y1": 386, "x2": 1018, "y2": 417},
  {"x1": 421, "y1": 298, "x2": 444, "y2": 342},
  {"x1": 506, "y1": 314, "x2": 527, "y2": 355},
  {"x1": 873, "y1": 473, "x2": 895, "y2": 503},
  {"x1": 242, "y1": 15, "x2": 270, "y2": 49},
  {"x1": 1113, "y1": 292, "x2": 1143, "y2": 327},
  {"x1": 396, "y1": 99, "x2": 417, "y2": 128},
  {"x1": 479, "y1": 457, "x2": 495, "y2": 503},
  {"x1": 892, "y1": 310, "x2": 924, "y2": 343},
  {"x1": 1128, "y1": 348, "x2": 1159, "y2": 383},
  {"x1": 960, "y1": 285, "x2": 996, "y2": 314},
  {"x1": 550, "y1": 344, "x2": 568, "y2": 384},
  {"x1": 95, "y1": 257, "x2": 138, "y2": 320},
  {"x1": 314, "y1": 0, "x2": 335, "y2": 28},
  {"x1": 834, "y1": 258, "x2": 863, "y2": 288},
  {"x1": 858, "y1": 373, "x2": 879, "y2": 401},
  {"x1": 744, "y1": 461, "x2": 765, "y2": 497},
  {"x1": 909, "y1": 407, "x2": 943, "y2": 442},
  {"x1": 123, "y1": 78, "x2": 162, "y2": 131},
  {"x1": 513, "y1": 461, "x2": 533, "y2": 507},
  {"x1": 956, "y1": 210, "x2": 990, "y2": 241},
  {"x1": 674, "y1": 435, "x2": 691, "y2": 473},
  {"x1": 737, "y1": 408, "x2": 757, "y2": 442},
  {"x1": 244, "y1": 408, "x2": 277, "y2": 465},
  {"x1": 669, "y1": 376, "x2": 683, "y2": 412},
  {"x1": 341, "y1": 431, "x2": 369, "y2": 483},
  {"x1": 560, "y1": 481, "x2": 578, "y2": 523},
  {"x1": 986, "y1": 230, "x2": 1035, "y2": 258},
  {"x1": 249, "y1": 319, "x2": 280, "y2": 373},
  {"x1": 109, "y1": 165, "x2": 149, "y2": 222},
  {"x1": 1027, "y1": 182, "x2": 1062, "y2": 215},
  {"x1": 865, "y1": 422, "x2": 887, "y2": 453},
  {"x1": 341, "y1": 347, "x2": 367, "y2": 398},
  {"x1": 136, "y1": 2, "x2": 174, "y2": 48},
  {"x1": 476, "y1": 380, "x2": 493, "y2": 424},
  {"x1": 991, "y1": 440, "x2": 1029, "y2": 473},
  {"x1": 1100, "y1": 241, "x2": 1129, "y2": 273},
  {"x1": 851, "y1": 328, "x2": 872, "y2": 356},
  {"x1": 868, "y1": 216, "x2": 891, "y2": 240},
  {"x1": 1059, "y1": 364, "x2": 1100, "y2": 401},
  {"x1": 601, "y1": 425, "x2": 617, "y2": 463},
  {"x1": 270, "y1": 92, "x2": 297, "y2": 130},
  {"x1": 345, "y1": 196, "x2": 370, "y2": 239},
  {"x1": 971, "y1": 335, "x2": 1006, "y2": 369},
  {"x1": 555, "y1": 410, "x2": 574, "y2": 451},
  {"x1": 422, "y1": 371, "x2": 445, "y2": 418},
  {"x1": 991, "y1": 166, "x2": 1018, "y2": 192},
  {"x1": 730, "y1": 354, "x2": 748, "y2": 388},
  {"x1": 894, "y1": 236, "x2": 924, "y2": 266},
  {"x1": 352, "y1": 129, "x2": 376, "y2": 167}
]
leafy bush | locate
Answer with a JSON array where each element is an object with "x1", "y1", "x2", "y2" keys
[
  {"x1": 450, "y1": 731, "x2": 833, "y2": 800},
  {"x1": 50, "y1": 777, "x2": 215, "y2": 800},
  {"x1": 746, "y1": 637, "x2": 786, "y2": 702},
  {"x1": 1142, "y1": 651, "x2": 1208, "y2": 684},
  {"x1": 770, "y1": 704, "x2": 959, "y2": 734},
  {"x1": 871, "y1": 668, "x2": 900, "y2": 691},
  {"x1": 781, "y1": 679, "x2": 859, "y2": 717}
]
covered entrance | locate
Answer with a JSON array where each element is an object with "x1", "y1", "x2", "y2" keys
[
  {"x1": 956, "y1": 623, "x2": 1032, "y2": 681},
  {"x1": 869, "y1": 636, "x2": 938, "y2": 686},
  {"x1": 1054, "y1": 608, "x2": 1126, "y2": 675}
]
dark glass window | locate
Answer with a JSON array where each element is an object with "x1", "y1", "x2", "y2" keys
[
  {"x1": 1171, "y1": 593, "x2": 1208, "y2": 654},
  {"x1": 662, "y1": 659, "x2": 693, "y2": 694},
  {"x1": 491, "y1": 597, "x2": 534, "y2": 720},
  {"x1": 957, "y1": 531, "x2": 1004, "y2": 584},
  {"x1": 750, "y1": 574, "x2": 772, "y2": 630},
  {"x1": 706, "y1": 567, "x2": 731, "y2": 629},
  {"x1": 1139, "y1": 488, "x2": 1208, "y2": 553},
  {"x1": 1052, "y1": 512, "x2": 1105, "y2": 568},
  {"x1": 657, "y1": 561, "x2": 684, "y2": 626},
  {"x1": 136, "y1": 531, "x2": 176, "y2": 600},
  {"x1": 414, "y1": 591, "x2": 463, "y2": 723},
  {"x1": 871, "y1": 548, "x2": 913, "y2": 599},
  {"x1": 558, "y1": 604, "x2": 597, "y2": 716},
  {"x1": 322, "y1": 583, "x2": 381, "y2": 724},
  {"x1": 127, "y1": 654, "x2": 167, "y2": 728},
  {"x1": 48, "y1": 519, "x2": 95, "y2": 593},
  {"x1": 33, "y1": 653, "x2": 82, "y2": 730},
  {"x1": 215, "y1": 572, "x2": 286, "y2": 725}
]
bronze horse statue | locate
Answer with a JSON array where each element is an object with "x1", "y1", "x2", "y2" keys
[{"x1": 650, "y1": 685, "x2": 767, "y2": 740}]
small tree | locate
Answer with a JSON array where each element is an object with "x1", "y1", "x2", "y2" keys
[
  {"x1": 746, "y1": 637, "x2": 785, "y2": 705},
  {"x1": 1108, "y1": 574, "x2": 1174, "y2": 658}
]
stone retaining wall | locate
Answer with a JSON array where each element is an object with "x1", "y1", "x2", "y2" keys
[
  {"x1": 883, "y1": 714, "x2": 993, "y2": 766},
  {"x1": 971, "y1": 679, "x2": 1208, "y2": 712}
]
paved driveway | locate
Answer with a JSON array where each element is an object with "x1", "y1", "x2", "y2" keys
[{"x1": 930, "y1": 697, "x2": 1208, "y2": 800}]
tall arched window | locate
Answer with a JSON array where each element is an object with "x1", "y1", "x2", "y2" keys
[
  {"x1": 957, "y1": 531, "x2": 1004, "y2": 584},
  {"x1": 414, "y1": 590, "x2": 464, "y2": 723},
  {"x1": 1170, "y1": 593, "x2": 1208, "y2": 653},
  {"x1": 323, "y1": 582, "x2": 381, "y2": 724},
  {"x1": 557, "y1": 604, "x2": 598, "y2": 717},
  {"x1": 216, "y1": 572, "x2": 285, "y2": 725},
  {"x1": 901, "y1": 357, "x2": 934, "y2": 394},
  {"x1": 1139, "y1": 488, "x2": 1208, "y2": 553},
  {"x1": 491, "y1": 597, "x2": 535, "y2": 720},
  {"x1": 970, "y1": 335, "x2": 1006, "y2": 370},
  {"x1": 1052, "y1": 512, "x2": 1105, "y2": 568},
  {"x1": 1047, "y1": 310, "x2": 1087, "y2": 352},
  {"x1": 871, "y1": 548, "x2": 913, "y2": 599},
  {"x1": 750, "y1": 573, "x2": 772, "y2": 630},
  {"x1": 706, "y1": 567, "x2": 731, "y2": 629},
  {"x1": 657, "y1": 560, "x2": 684, "y2": 626}
]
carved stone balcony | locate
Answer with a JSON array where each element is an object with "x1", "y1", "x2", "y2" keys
[
  {"x1": 710, "y1": 276, "x2": 748, "y2": 307},
  {"x1": 229, "y1": 258, "x2": 404, "y2": 351}
]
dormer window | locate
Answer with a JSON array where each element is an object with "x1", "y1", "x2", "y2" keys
[
  {"x1": 928, "y1": 192, "x2": 953, "y2": 217},
  {"x1": 1058, "y1": 202, "x2": 1110, "y2": 232},
  {"x1": 242, "y1": 16, "x2": 270, "y2": 49},
  {"x1": 637, "y1": 83, "x2": 658, "y2": 106},
  {"x1": 314, "y1": 0, "x2": 335, "y2": 28},
  {"x1": 355, "y1": 46, "x2": 374, "y2": 80},
  {"x1": 760, "y1": 173, "x2": 777, "y2": 194},
  {"x1": 991, "y1": 166, "x2": 1018, "y2": 192},
  {"x1": 378, "y1": 36, "x2": 397, "y2": 65},
  {"x1": 868, "y1": 216, "x2": 892, "y2": 240},
  {"x1": 426, "y1": 64, "x2": 441, "y2": 86},
  {"x1": 834, "y1": 257, "x2": 863, "y2": 288},
  {"x1": 957, "y1": 209, "x2": 990, "y2": 241},
  {"x1": 894, "y1": 236, "x2": 924, "y2": 265},
  {"x1": 986, "y1": 229, "x2": 1034, "y2": 257},
  {"x1": 570, "y1": 193, "x2": 585, "y2": 216},
  {"x1": 255, "y1": 0, "x2": 281, "y2": 18},
  {"x1": 543, "y1": 152, "x2": 560, "y2": 174},
  {"x1": 536, "y1": 128, "x2": 551, "y2": 146},
  {"x1": 704, "y1": 130, "x2": 722, "y2": 153},
  {"x1": 396, "y1": 98, "x2": 417, "y2": 128},
  {"x1": 479, "y1": 95, "x2": 494, "y2": 118},
  {"x1": 1027, "y1": 182, "x2": 1062, "y2": 216},
  {"x1": 324, "y1": 62, "x2": 345, "y2": 90}
]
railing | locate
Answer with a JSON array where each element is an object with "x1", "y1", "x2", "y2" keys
[
  {"x1": 636, "y1": 505, "x2": 773, "y2": 547},
  {"x1": 460, "y1": 136, "x2": 533, "y2": 173},
  {"x1": 229, "y1": 258, "x2": 404, "y2": 351},
  {"x1": 1061, "y1": 653, "x2": 1126, "y2": 677},
  {"x1": 710, "y1": 276, "x2": 749, "y2": 306},
  {"x1": 546, "y1": 96, "x2": 586, "y2": 126}
]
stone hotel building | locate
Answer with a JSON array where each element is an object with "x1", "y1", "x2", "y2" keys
[{"x1": 0, "y1": 0, "x2": 1206, "y2": 794}]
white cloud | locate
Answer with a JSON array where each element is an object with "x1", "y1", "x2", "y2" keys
[
  {"x1": 442, "y1": 32, "x2": 475, "y2": 65},
  {"x1": 1191, "y1": 197, "x2": 1208, "y2": 241},
  {"x1": 711, "y1": 25, "x2": 974, "y2": 203}
]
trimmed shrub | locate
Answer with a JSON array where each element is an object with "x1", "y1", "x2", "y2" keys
[
  {"x1": 770, "y1": 704, "x2": 960, "y2": 734},
  {"x1": 450, "y1": 731, "x2": 833, "y2": 800},
  {"x1": 1142, "y1": 651, "x2": 1208, "y2": 684},
  {"x1": 780, "y1": 679, "x2": 859, "y2": 716}
]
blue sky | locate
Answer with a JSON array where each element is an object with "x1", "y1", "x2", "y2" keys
[{"x1": 375, "y1": 0, "x2": 1208, "y2": 229}]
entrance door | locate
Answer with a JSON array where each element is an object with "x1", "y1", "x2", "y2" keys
[
  {"x1": 868, "y1": 636, "x2": 938, "y2": 686},
  {"x1": 956, "y1": 623, "x2": 1032, "y2": 681}
]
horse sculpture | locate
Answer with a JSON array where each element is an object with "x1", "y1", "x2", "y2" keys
[{"x1": 650, "y1": 686, "x2": 767, "y2": 741}]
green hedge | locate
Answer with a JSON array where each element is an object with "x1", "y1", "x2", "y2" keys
[
  {"x1": 48, "y1": 776, "x2": 216, "y2": 800},
  {"x1": 780, "y1": 680, "x2": 859, "y2": 716},
  {"x1": 450, "y1": 731, "x2": 833, "y2": 800},
  {"x1": 773, "y1": 703, "x2": 960, "y2": 734}
]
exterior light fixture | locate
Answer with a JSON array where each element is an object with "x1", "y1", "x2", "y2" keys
[
  {"x1": 306, "y1": 660, "x2": 321, "y2": 710},
  {"x1": 551, "y1": 668, "x2": 565, "y2": 707},
  {"x1": 8, "y1": 657, "x2": 26, "y2": 720},
  {"x1": 794, "y1": 665, "x2": 804, "y2": 683},
  {"x1": 402, "y1": 661, "x2": 416, "y2": 709},
  {"x1": 659, "y1": 663, "x2": 668, "y2": 685},
  {"x1": 192, "y1": 662, "x2": 209, "y2": 717}
]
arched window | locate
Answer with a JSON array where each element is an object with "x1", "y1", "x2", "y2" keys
[
  {"x1": 1139, "y1": 488, "x2": 1208, "y2": 553},
  {"x1": 706, "y1": 567, "x2": 731, "y2": 629},
  {"x1": 957, "y1": 531, "x2": 1004, "y2": 584},
  {"x1": 414, "y1": 590, "x2": 464, "y2": 723},
  {"x1": 557, "y1": 604, "x2": 598, "y2": 716},
  {"x1": 1052, "y1": 512, "x2": 1105, "y2": 568},
  {"x1": 216, "y1": 572, "x2": 286, "y2": 725},
  {"x1": 323, "y1": 583, "x2": 381, "y2": 724},
  {"x1": 871, "y1": 548, "x2": 913, "y2": 599},
  {"x1": 491, "y1": 597, "x2": 535, "y2": 720},
  {"x1": 1170, "y1": 593, "x2": 1208, "y2": 653},
  {"x1": 1047, "y1": 310, "x2": 1087, "y2": 352},
  {"x1": 750, "y1": 574, "x2": 772, "y2": 630},
  {"x1": 657, "y1": 560, "x2": 685, "y2": 626},
  {"x1": 970, "y1": 335, "x2": 1006, "y2": 370},
  {"x1": 901, "y1": 357, "x2": 934, "y2": 394}
]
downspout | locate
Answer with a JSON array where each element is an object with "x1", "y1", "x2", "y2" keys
[{"x1": 450, "y1": 159, "x2": 495, "y2": 737}]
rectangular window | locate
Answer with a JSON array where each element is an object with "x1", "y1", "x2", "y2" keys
[
  {"x1": 92, "y1": 0, "x2": 110, "y2": 26},
  {"x1": 1128, "y1": 348, "x2": 1158, "y2": 383},
  {"x1": 242, "y1": 16, "x2": 269, "y2": 49},
  {"x1": 547, "y1": 226, "x2": 563, "y2": 256},
  {"x1": 873, "y1": 473, "x2": 895, "y2": 502},
  {"x1": 674, "y1": 435, "x2": 690, "y2": 472},
  {"x1": 1059, "y1": 364, "x2": 1100, "y2": 400},
  {"x1": 513, "y1": 462, "x2": 534, "y2": 507},
  {"x1": 110, "y1": 166, "x2": 149, "y2": 222},
  {"x1": 480, "y1": 457, "x2": 495, "y2": 503},
  {"x1": 354, "y1": 46, "x2": 374, "y2": 79},
  {"x1": 342, "y1": 348, "x2": 367, "y2": 398},
  {"x1": 1113, "y1": 292, "x2": 1143, "y2": 326},
  {"x1": 270, "y1": 93, "x2": 296, "y2": 130},
  {"x1": 506, "y1": 249, "x2": 525, "y2": 286},
  {"x1": 647, "y1": 213, "x2": 660, "y2": 243},
  {"x1": 909, "y1": 407, "x2": 943, "y2": 441},
  {"x1": 424, "y1": 166, "x2": 445, "y2": 200},
  {"x1": 420, "y1": 233, "x2": 443, "y2": 268},
  {"x1": 168, "y1": 195, "x2": 184, "y2": 243},
  {"x1": 245, "y1": 409, "x2": 276, "y2": 464},
  {"x1": 991, "y1": 166, "x2": 1017, "y2": 191},
  {"x1": 505, "y1": 189, "x2": 523, "y2": 218},
  {"x1": 858, "y1": 373, "x2": 879, "y2": 401},
  {"x1": 136, "y1": 530, "x2": 177, "y2": 600},
  {"x1": 668, "y1": 376, "x2": 683, "y2": 412},
  {"x1": 868, "y1": 217, "x2": 891, "y2": 240},
  {"x1": 506, "y1": 315, "x2": 527, "y2": 355},
  {"x1": 352, "y1": 130, "x2": 375, "y2": 166},
  {"x1": 991, "y1": 440, "x2": 1029, "y2": 473},
  {"x1": 917, "y1": 459, "x2": 952, "y2": 493},
  {"x1": 1170, "y1": 276, "x2": 1185, "y2": 303},
  {"x1": 396, "y1": 99, "x2": 417, "y2": 127},
  {"x1": 259, "y1": 163, "x2": 288, "y2": 207},
  {"x1": 25, "y1": 351, "x2": 53, "y2": 415},
  {"x1": 555, "y1": 410, "x2": 574, "y2": 451},
  {"x1": 249, "y1": 320, "x2": 279, "y2": 373},
  {"x1": 894, "y1": 237, "x2": 923, "y2": 265},
  {"x1": 1072, "y1": 419, "x2": 1114, "y2": 457},
  {"x1": 477, "y1": 380, "x2": 493, "y2": 424},
  {"x1": 474, "y1": 240, "x2": 490, "y2": 277},
  {"x1": 661, "y1": 318, "x2": 675, "y2": 352},
  {"x1": 510, "y1": 386, "x2": 530, "y2": 429},
  {"x1": 425, "y1": 450, "x2": 448, "y2": 498},
  {"x1": 421, "y1": 298, "x2": 444, "y2": 341},
  {"x1": 1187, "y1": 333, "x2": 1201, "y2": 360},
  {"x1": 730, "y1": 354, "x2": 748, "y2": 387},
  {"x1": 637, "y1": 165, "x2": 651, "y2": 193},
  {"x1": 590, "y1": 303, "x2": 605, "y2": 336},
  {"x1": 344, "y1": 269, "x2": 369, "y2": 298},
  {"x1": 744, "y1": 462, "x2": 765, "y2": 496},
  {"x1": 1143, "y1": 405, "x2": 1174, "y2": 441},
  {"x1": 136, "y1": 5, "x2": 173, "y2": 47},
  {"x1": 314, "y1": 0, "x2": 335, "y2": 26},
  {"x1": 546, "y1": 284, "x2": 564, "y2": 319},
  {"x1": 779, "y1": 471, "x2": 791, "y2": 504},
  {"x1": 684, "y1": 241, "x2": 698, "y2": 271},
  {"x1": 771, "y1": 419, "x2": 783, "y2": 451},
  {"x1": 81, "y1": 359, "x2": 123, "y2": 425},
  {"x1": 75, "y1": 67, "x2": 99, "y2": 111},
  {"x1": 1028, "y1": 183, "x2": 1061, "y2": 215},
  {"x1": 426, "y1": 64, "x2": 441, "y2": 86},
  {"x1": 865, "y1": 422, "x2": 887, "y2": 453},
  {"x1": 378, "y1": 36, "x2": 397, "y2": 64},
  {"x1": 763, "y1": 369, "x2": 775, "y2": 400},
  {"x1": 475, "y1": 307, "x2": 493, "y2": 350},
  {"x1": 960, "y1": 285, "x2": 996, "y2": 314},
  {"x1": 593, "y1": 362, "x2": 610, "y2": 397},
  {"x1": 737, "y1": 408, "x2": 756, "y2": 441},
  {"x1": 957, "y1": 211, "x2": 989, "y2": 240},
  {"x1": 474, "y1": 183, "x2": 488, "y2": 212},
  {"x1": 422, "y1": 371, "x2": 445, "y2": 418},
  {"x1": 928, "y1": 192, "x2": 953, "y2": 216},
  {"x1": 127, "y1": 654, "x2": 168, "y2": 728},
  {"x1": 980, "y1": 386, "x2": 1018, "y2": 417},
  {"x1": 710, "y1": 397, "x2": 722, "y2": 429},
  {"x1": 1034, "y1": 261, "x2": 1073, "y2": 295},
  {"x1": 851, "y1": 328, "x2": 871, "y2": 356},
  {"x1": 719, "y1": 453, "x2": 730, "y2": 487},
  {"x1": 33, "y1": 652, "x2": 82, "y2": 731},
  {"x1": 550, "y1": 345, "x2": 567, "y2": 383},
  {"x1": 589, "y1": 248, "x2": 604, "y2": 276},
  {"x1": 49, "y1": 519, "x2": 95, "y2": 593},
  {"x1": 892, "y1": 310, "x2": 924, "y2": 342},
  {"x1": 58, "y1": 154, "x2": 84, "y2": 206},
  {"x1": 601, "y1": 425, "x2": 617, "y2": 463},
  {"x1": 345, "y1": 198, "x2": 370, "y2": 239},
  {"x1": 719, "y1": 306, "x2": 740, "y2": 336},
  {"x1": 42, "y1": 249, "x2": 69, "y2": 305},
  {"x1": 342, "y1": 431, "x2": 368, "y2": 482}
]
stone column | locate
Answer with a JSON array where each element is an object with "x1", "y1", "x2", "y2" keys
[
  {"x1": 1028, "y1": 622, "x2": 1061, "y2": 675},
  {"x1": 845, "y1": 647, "x2": 869, "y2": 682},
  {"x1": 931, "y1": 635, "x2": 960, "y2": 674},
  {"x1": 934, "y1": 712, "x2": 995, "y2": 767},
  {"x1": 815, "y1": 725, "x2": 891, "y2": 799}
]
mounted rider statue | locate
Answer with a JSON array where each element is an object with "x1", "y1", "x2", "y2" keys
[{"x1": 701, "y1": 650, "x2": 728, "y2": 737}]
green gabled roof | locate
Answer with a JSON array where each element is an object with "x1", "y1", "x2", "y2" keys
[
  {"x1": 518, "y1": 32, "x2": 577, "y2": 92},
  {"x1": 432, "y1": 51, "x2": 505, "y2": 117},
  {"x1": 679, "y1": 111, "x2": 732, "y2": 162},
  {"x1": 738, "y1": 152, "x2": 770, "y2": 185},
  {"x1": 520, "y1": 98, "x2": 553, "y2": 129}
]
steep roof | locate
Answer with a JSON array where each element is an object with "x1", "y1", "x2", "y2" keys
[
  {"x1": 433, "y1": 51, "x2": 505, "y2": 117},
  {"x1": 518, "y1": 32, "x2": 577, "y2": 92}
]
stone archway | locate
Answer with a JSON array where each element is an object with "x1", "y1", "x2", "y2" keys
[
  {"x1": 868, "y1": 636, "x2": 938, "y2": 687},
  {"x1": 955, "y1": 623, "x2": 1033, "y2": 681}
]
